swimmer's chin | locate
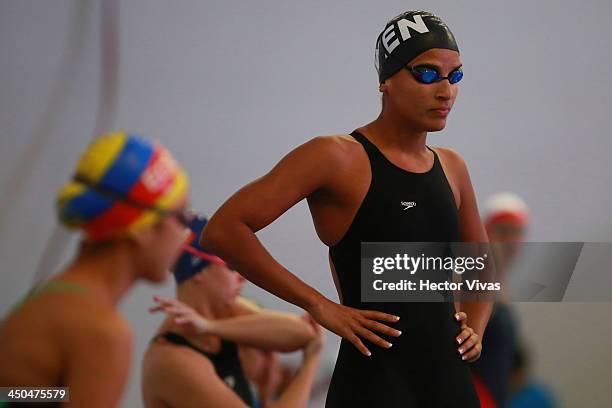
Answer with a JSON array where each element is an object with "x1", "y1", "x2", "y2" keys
[{"x1": 427, "y1": 120, "x2": 448, "y2": 132}]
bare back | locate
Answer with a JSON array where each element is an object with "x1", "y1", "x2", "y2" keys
[{"x1": 0, "y1": 283, "x2": 133, "y2": 407}]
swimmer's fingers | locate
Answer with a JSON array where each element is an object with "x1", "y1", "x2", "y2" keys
[
  {"x1": 361, "y1": 319, "x2": 402, "y2": 338},
  {"x1": 158, "y1": 305, "x2": 194, "y2": 318},
  {"x1": 149, "y1": 300, "x2": 207, "y2": 332},
  {"x1": 150, "y1": 305, "x2": 199, "y2": 329},
  {"x1": 150, "y1": 297, "x2": 182, "y2": 312},
  {"x1": 455, "y1": 327, "x2": 473, "y2": 346},
  {"x1": 149, "y1": 303, "x2": 186, "y2": 314},
  {"x1": 148, "y1": 305, "x2": 164, "y2": 314},
  {"x1": 152, "y1": 296, "x2": 199, "y2": 316},
  {"x1": 307, "y1": 299, "x2": 381, "y2": 357},
  {"x1": 170, "y1": 309, "x2": 208, "y2": 334},
  {"x1": 354, "y1": 325, "x2": 393, "y2": 349},
  {"x1": 454, "y1": 312, "x2": 468, "y2": 325},
  {"x1": 303, "y1": 315, "x2": 325, "y2": 358},
  {"x1": 461, "y1": 339, "x2": 482, "y2": 363},
  {"x1": 345, "y1": 332, "x2": 372, "y2": 357},
  {"x1": 360, "y1": 310, "x2": 401, "y2": 324},
  {"x1": 457, "y1": 328, "x2": 481, "y2": 362},
  {"x1": 303, "y1": 314, "x2": 324, "y2": 338},
  {"x1": 152, "y1": 295, "x2": 184, "y2": 309},
  {"x1": 174, "y1": 316, "x2": 191, "y2": 325}
]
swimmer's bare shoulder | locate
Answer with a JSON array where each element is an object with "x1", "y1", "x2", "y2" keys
[
  {"x1": 143, "y1": 332, "x2": 252, "y2": 408},
  {"x1": 308, "y1": 133, "x2": 370, "y2": 187},
  {"x1": 6, "y1": 286, "x2": 132, "y2": 344},
  {"x1": 0, "y1": 288, "x2": 130, "y2": 359},
  {"x1": 429, "y1": 145, "x2": 467, "y2": 174},
  {"x1": 205, "y1": 134, "x2": 363, "y2": 234},
  {"x1": 270, "y1": 134, "x2": 363, "y2": 188},
  {"x1": 305, "y1": 134, "x2": 365, "y2": 175},
  {"x1": 0, "y1": 289, "x2": 132, "y2": 406}
]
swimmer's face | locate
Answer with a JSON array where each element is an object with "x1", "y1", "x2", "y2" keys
[
  {"x1": 134, "y1": 198, "x2": 192, "y2": 283},
  {"x1": 382, "y1": 48, "x2": 461, "y2": 132},
  {"x1": 487, "y1": 221, "x2": 527, "y2": 243},
  {"x1": 487, "y1": 221, "x2": 527, "y2": 265},
  {"x1": 200, "y1": 263, "x2": 247, "y2": 306}
]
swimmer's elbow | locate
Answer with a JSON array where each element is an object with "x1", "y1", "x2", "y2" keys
[
  {"x1": 200, "y1": 217, "x2": 224, "y2": 253},
  {"x1": 201, "y1": 191, "x2": 273, "y2": 268},
  {"x1": 298, "y1": 320, "x2": 316, "y2": 346},
  {"x1": 200, "y1": 212, "x2": 247, "y2": 254},
  {"x1": 281, "y1": 318, "x2": 316, "y2": 352}
]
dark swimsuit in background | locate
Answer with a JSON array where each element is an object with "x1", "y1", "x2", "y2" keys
[
  {"x1": 153, "y1": 332, "x2": 255, "y2": 406},
  {"x1": 326, "y1": 131, "x2": 480, "y2": 407},
  {"x1": 472, "y1": 303, "x2": 518, "y2": 406}
]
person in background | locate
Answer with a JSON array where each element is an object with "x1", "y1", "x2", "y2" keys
[
  {"x1": 508, "y1": 343, "x2": 557, "y2": 408},
  {"x1": 142, "y1": 214, "x2": 324, "y2": 408},
  {"x1": 472, "y1": 192, "x2": 529, "y2": 407},
  {"x1": 0, "y1": 131, "x2": 191, "y2": 407}
]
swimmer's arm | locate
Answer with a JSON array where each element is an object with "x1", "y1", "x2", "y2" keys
[
  {"x1": 203, "y1": 137, "x2": 401, "y2": 356},
  {"x1": 64, "y1": 319, "x2": 133, "y2": 407},
  {"x1": 226, "y1": 297, "x2": 314, "y2": 351},
  {"x1": 268, "y1": 315, "x2": 323, "y2": 408},
  {"x1": 205, "y1": 313, "x2": 314, "y2": 352},
  {"x1": 449, "y1": 149, "x2": 493, "y2": 338},
  {"x1": 233, "y1": 297, "x2": 263, "y2": 314},
  {"x1": 201, "y1": 137, "x2": 342, "y2": 311},
  {"x1": 238, "y1": 347, "x2": 281, "y2": 406},
  {"x1": 267, "y1": 352, "x2": 320, "y2": 408},
  {"x1": 151, "y1": 296, "x2": 314, "y2": 351}
]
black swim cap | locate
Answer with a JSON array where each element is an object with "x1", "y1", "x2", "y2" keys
[{"x1": 375, "y1": 11, "x2": 459, "y2": 83}]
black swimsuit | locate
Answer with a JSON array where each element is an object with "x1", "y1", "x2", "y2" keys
[
  {"x1": 326, "y1": 131, "x2": 480, "y2": 407},
  {"x1": 154, "y1": 332, "x2": 254, "y2": 406}
]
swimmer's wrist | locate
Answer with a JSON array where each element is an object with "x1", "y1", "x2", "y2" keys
[
  {"x1": 302, "y1": 350, "x2": 322, "y2": 364},
  {"x1": 195, "y1": 318, "x2": 214, "y2": 335},
  {"x1": 302, "y1": 291, "x2": 329, "y2": 313}
]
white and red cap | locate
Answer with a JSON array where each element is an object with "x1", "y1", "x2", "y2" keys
[{"x1": 483, "y1": 192, "x2": 529, "y2": 226}]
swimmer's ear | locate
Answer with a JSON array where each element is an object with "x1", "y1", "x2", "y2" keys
[{"x1": 191, "y1": 269, "x2": 207, "y2": 284}]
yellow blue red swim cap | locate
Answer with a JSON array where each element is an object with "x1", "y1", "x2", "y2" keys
[{"x1": 56, "y1": 131, "x2": 189, "y2": 240}]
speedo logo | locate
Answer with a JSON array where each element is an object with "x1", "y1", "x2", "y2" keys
[
  {"x1": 381, "y1": 14, "x2": 430, "y2": 56},
  {"x1": 401, "y1": 201, "x2": 417, "y2": 210}
]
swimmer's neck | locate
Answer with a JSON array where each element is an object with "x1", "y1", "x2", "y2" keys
[
  {"x1": 176, "y1": 284, "x2": 232, "y2": 320},
  {"x1": 360, "y1": 108, "x2": 429, "y2": 154},
  {"x1": 56, "y1": 241, "x2": 138, "y2": 306}
]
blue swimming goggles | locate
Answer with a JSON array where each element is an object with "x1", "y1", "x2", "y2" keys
[{"x1": 405, "y1": 65, "x2": 464, "y2": 84}]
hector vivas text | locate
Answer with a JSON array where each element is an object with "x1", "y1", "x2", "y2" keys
[{"x1": 371, "y1": 253, "x2": 501, "y2": 292}]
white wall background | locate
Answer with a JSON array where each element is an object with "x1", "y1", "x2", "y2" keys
[{"x1": 1, "y1": 1, "x2": 611, "y2": 407}]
